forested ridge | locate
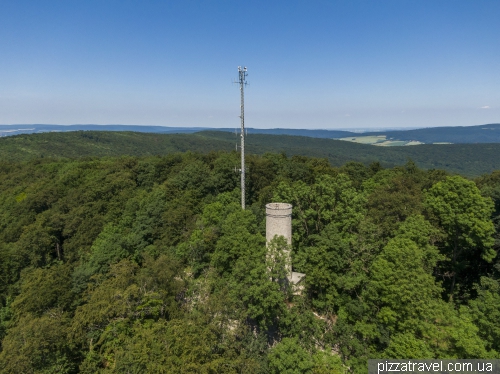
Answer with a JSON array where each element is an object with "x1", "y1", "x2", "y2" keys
[
  {"x1": 0, "y1": 151, "x2": 499, "y2": 373},
  {"x1": 2, "y1": 130, "x2": 500, "y2": 176},
  {"x1": 2, "y1": 123, "x2": 500, "y2": 144}
]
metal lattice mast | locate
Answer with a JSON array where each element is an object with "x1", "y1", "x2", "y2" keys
[{"x1": 238, "y1": 66, "x2": 248, "y2": 209}]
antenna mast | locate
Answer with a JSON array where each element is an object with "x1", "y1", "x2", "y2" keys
[{"x1": 237, "y1": 66, "x2": 248, "y2": 209}]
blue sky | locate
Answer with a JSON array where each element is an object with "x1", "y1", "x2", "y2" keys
[{"x1": 0, "y1": 0, "x2": 499, "y2": 129}]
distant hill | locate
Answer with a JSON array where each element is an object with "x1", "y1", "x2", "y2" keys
[
  {"x1": 201, "y1": 131, "x2": 500, "y2": 176},
  {"x1": 0, "y1": 131, "x2": 233, "y2": 160},
  {"x1": 0, "y1": 124, "x2": 205, "y2": 137},
  {"x1": 2, "y1": 123, "x2": 500, "y2": 144},
  {"x1": 363, "y1": 123, "x2": 500, "y2": 143},
  {"x1": 1, "y1": 130, "x2": 500, "y2": 177},
  {"x1": 0, "y1": 124, "x2": 360, "y2": 139},
  {"x1": 244, "y1": 123, "x2": 500, "y2": 143}
]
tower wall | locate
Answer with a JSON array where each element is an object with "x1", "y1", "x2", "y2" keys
[
  {"x1": 265, "y1": 203, "x2": 292, "y2": 245},
  {"x1": 266, "y1": 202, "x2": 305, "y2": 288}
]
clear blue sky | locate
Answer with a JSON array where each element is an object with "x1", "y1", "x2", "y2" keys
[{"x1": 1, "y1": 0, "x2": 499, "y2": 129}]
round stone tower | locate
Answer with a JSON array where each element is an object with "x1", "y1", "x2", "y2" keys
[
  {"x1": 266, "y1": 202, "x2": 305, "y2": 288},
  {"x1": 265, "y1": 203, "x2": 292, "y2": 245}
]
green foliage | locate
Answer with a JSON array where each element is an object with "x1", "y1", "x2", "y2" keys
[
  {"x1": 364, "y1": 237, "x2": 443, "y2": 334},
  {"x1": 425, "y1": 175, "x2": 496, "y2": 301},
  {"x1": 468, "y1": 277, "x2": 500, "y2": 352},
  {"x1": 274, "y1": 174, "x2": 366, "y2": 251},
  {"x1": 383, "y1": 333, "x2": 434, "y2": 359},
  {"x1": 274, "y1": 174, "x2": 367, "y2": 312},
  {"x1": 11, "y1": 263, "x2": 75, "y2": 317},
  {"x1": 0, "y1": 297, "x2": 13, "y2": 344},
  {"x1": 2, "y1": 130, "x2": 500, "y2": 176},
  {"x1": 268, "y1": 337, "x2": 314, "y2": 374},
  {"x1": 366, "y1": 172, "x2": 424, "y2": 238},
  {"x1": 312, "y1": 350, "x2": 345, "y2": 374},
  {"x1": 0, "y1": 151, "x2": 498, "y2": 371},
  {"x1": 475, "y1": 170, "x2": 500, "y2": 278},
  {"x1": 0, "y1": 310, "x2": 75, "y2": 374},
  {"x1": 236, "y1": 239, "x2": 290, "y2": 331}
]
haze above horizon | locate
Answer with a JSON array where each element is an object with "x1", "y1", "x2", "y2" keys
[{"x1": 1, "y1": 1, "x2": 499, "y2": 129}]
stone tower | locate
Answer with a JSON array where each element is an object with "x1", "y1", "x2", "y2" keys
[
  {"x1": 265, "y1": 203, "x2": 292, "y2": 246},
  {"x1": 265, "y1": 202, "x2": 305, "y2": 288}
]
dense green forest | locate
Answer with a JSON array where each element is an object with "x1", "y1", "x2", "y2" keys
[
  {"x1": 2, "y1": 130, "x2": 500, "y2": 176},
  {"x1": 0, "y1": 151, "x2": 499, "y2": 373}
]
